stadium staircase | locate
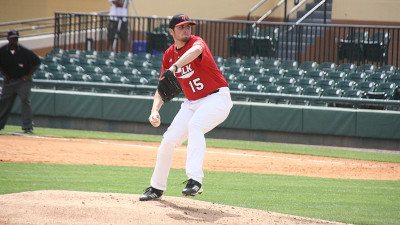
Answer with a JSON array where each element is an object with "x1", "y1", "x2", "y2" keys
[{"x1": 278, "y1": 0, "x2": 333, "y2": 59}]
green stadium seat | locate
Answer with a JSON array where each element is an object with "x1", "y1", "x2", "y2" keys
[
  {"x1": 275, "y1": 77, "x2": 296, "y2": 87},
  {"x1": 315, "y1": 79, "x2": 335, "y2": 91},
  {"x1": 297, "y1": 78, "x2": 315, "y2": 88},
  {"x1": 356, "y1": 81, "x2": 376, "y2": 93},
  {"x1": 304, "y1": 70, "x2": 325, "y2": 81},
  {"x1": 318, "y1": 62, "x2": 336, "y2": 72},
  {"x1": 343, "y1": 89, "x2": 364, "y2": 98},
  {"x1": 280, "y1": 60, "x2": 298, "y2": 70},
  {"x1": 387, "y1": 74, "x2": 400, "y2": 86},
  {"x1": 375, "y1": 65, "x2": 396, "y2": 74},
  {"x1": 255, "y1": 76, "x2": 276, "y2": 86},
  {"x1": 325, "y1": 71, "x2": 346, "y2": 82},
  {"x1": 346, "y1": 72, "x2": 367, "y2": 83},
  {"x1": 33, "y1": 71, "x2": 53, "y2": 80},
  {"x1": 366, "y1": 72, "x2": 387, "y2": 84},
  {"x1": 283, "y1": 69, "x2": 305, "y2": 80},
  {"x1": 263, "y1": 68, "x2": 284, "y2": 78},
  {"x1": 336, "y1": 80, "x2": 357, "y2": 91},
  {"x1": 261, "y1": 58, "x2": 280, "y2": 69},
  {"x1": 298, "y1": 61, "x2": 318, "y2": 72},
  {"x1": 235, "y1": 75, "x2": 255, "y2": 85},
  {"x1": 357, "y1": 64, "x2": 376, "y2": 73},
  {"x1": 337, "y1": 63, "x2": 356, "y2": 73}
]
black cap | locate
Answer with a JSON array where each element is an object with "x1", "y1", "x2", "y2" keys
[
  {"x1": 169, "y1": 14, "x2": 196, "y2": 29},
  {"x1": 7, "y1": 30, "x2": 19, "y2": 39}
]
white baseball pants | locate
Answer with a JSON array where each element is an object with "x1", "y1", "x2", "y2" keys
[{"x1": 150, "y1": 87, "x2": 233, "y2": 191}]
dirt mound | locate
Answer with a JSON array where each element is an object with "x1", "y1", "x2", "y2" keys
[{"x1": 0, "y1": 190, "x2": 350, "y2": 225}]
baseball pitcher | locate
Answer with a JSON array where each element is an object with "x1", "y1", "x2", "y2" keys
[{"x1": 139, "y1": 14, "x2": 233, "y2": 201}]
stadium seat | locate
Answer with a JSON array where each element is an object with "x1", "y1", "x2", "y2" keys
[
  {"x1": 302, "y1": 86, "x2": 322, "y2": 97},
  {"x1": 280, "y1": 86, "x2": 302, "y2": 105},
  {"x1": 279, "y1": 60, "x2": 298, "y2": 70},
  {"x1": 304, "y1": 70, "x2": 325, "y2": 81},
  {"x1": 322, "y1": 88, "x2": 343, "y2": 97},
  {"x1": 52, "y1": 71, "x2": 72, "y2": 81},
  {"x1": 336, "y1": 80, "x2": 357, "y2": 91},
  {"x1": 297, "y1": 78, "x2": 315, "y2": 88},
  {"x1": 343, "y1": 89, "x2": 364, "y2": 98},
  {"x1": 265, "y1": 85, "x2": 284, "y2": 104},
  {"x1": 255, "y1": 76, "x2": 276, "y2": 86},
  {"x1": 213, "y1": 56, "x2": 224, "y2": 67},
  {"x1": 302, "y1": 86, "x2": 323, "y2": 106},
  {"x1": 315, "y1": 79, "x2": 335, "y2": 91},
  {"x1": 241, "y1": 58, "x2": 262, "y2": 68},
  {"x1": 298, "y1": 61, "x2": 318, "y2": 72},
  {"x1": 283, "y1": 69, "x2": 304, "y2": 80},
  {"x1": 235, "y1": 75, "x2": 255, "y2": 85},
  {"x1": 346, "y1": 72, "x2": 368, "y2": 83},
  {"x1": 147, "y1": 77, "x2": 159, "y2": 86},
  {"x1": 357, "y1": 64, "x2": 376, "y2": 73},
  {"x1": 263, "y1": 68, "x2": 284, "y2": 78},
  {"x1": 33, "y1": 71, "x2": 53, "y2": 80},
  {"x1": 264, "y1": 84, "x2": 283, "y2": 94},
  {"x1": 374, "y1": 82, "x2": 398, "y2": 99},
  {"x1": 364, "y1": 32, "x2": 390, "y2": 63},
  {"x1": 356, "y1": 81, "x2": 376, "y2": 93},
  {"x1": 318, "y1": 62, "x2": 336, "y2": 72},
  {"x1": 275, "y1": 77, "x2": 296, "y2": 87},
  {"x1": 325, "y1": 71, "x2": 346, "y2": 82},
  {"x1": 366, "y1": 72, "x2": 388, "y2": 84},
  {"x1": 261, "y1": 58, "x2": 280, "y2": 69},
  {"x1": 375, "y1": 65, "x2": 396, "y2": 74},
  {"x1": 336, "y1": 63, "x2": 356, "y2": 73},
  {"x1": 338, "y1": 31, "x2": 368, "y2": 61},
  {"x1": 387, "y1": 74, "x2": 400, "y2": 86}
]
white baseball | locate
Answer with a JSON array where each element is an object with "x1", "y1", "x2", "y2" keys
[{"x1": 151, "y1": 115, "x2": 161, "y2": 127}]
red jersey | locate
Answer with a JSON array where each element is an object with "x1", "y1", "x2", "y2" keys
[{"x1": 161, "y1": 35, "x2": 228, "y2": 101}]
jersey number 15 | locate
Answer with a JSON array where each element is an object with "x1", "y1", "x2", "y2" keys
[{"x1": 189, "y1": 78, "x2": 204, "y2": 92}]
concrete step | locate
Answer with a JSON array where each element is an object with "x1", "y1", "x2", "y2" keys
[
  {"x1": 297, "y1": 10, "x2": 332, "y2": 20},
  {"x1": 305, "y1": 2, "x2": 332, "y2": 11}
]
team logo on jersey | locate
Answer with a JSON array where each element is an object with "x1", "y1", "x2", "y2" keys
[{"x1": 178, "y1": 64, "x2": 194, "y2": 79}]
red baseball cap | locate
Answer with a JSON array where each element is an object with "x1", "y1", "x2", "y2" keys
[{"x1": 169, "y1": 14, "x2": 196, "y2": 29}]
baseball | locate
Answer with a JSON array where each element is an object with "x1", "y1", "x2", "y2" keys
[{"x1": 151, "y1": 115, "x2": 161, "y2": 127}]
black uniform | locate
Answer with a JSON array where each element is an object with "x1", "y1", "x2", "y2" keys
[{"x1": 0, "y1": 43, "x2": 40, "y2": 132}]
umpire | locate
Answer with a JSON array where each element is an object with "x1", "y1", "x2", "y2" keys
[{"x1": 0, "y1": 30, "x2": 40, "y2": 134}]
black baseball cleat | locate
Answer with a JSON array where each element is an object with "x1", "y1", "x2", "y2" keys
[
  {"x1": 23, "y1": 128, "x2": 33, "y2": 134},
  {"x1": 182, "y1": 179, "x2": 203, "y2": 196},
  {"x1": 139, "y1": 187, "x2": 163, "y2": 201}
]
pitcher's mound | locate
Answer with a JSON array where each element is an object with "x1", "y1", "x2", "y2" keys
[{"x1": 0, "y1": 190, "x2": 351, "y2": 225}]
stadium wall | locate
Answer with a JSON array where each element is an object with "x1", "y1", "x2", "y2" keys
[{"x1": 9, "y1": 90, "x2": 400, "y2": 150}]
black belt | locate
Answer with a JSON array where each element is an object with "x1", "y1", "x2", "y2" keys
[{"x1": 211, "y1": 89, "x2": 220, "y2": 94}]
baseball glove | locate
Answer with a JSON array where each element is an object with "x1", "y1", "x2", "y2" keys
[{"x1": 157, "y1": 70, "x2": 182, "y2": 102}]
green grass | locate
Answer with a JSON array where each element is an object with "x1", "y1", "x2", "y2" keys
[
  {"x1": 2, "y1": 125, "x2": 400, "y2": 163},
  {"x1": 1, "y1": 162, "x2": 399, "y2": 225}
]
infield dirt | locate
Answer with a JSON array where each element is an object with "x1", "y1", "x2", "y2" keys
[{"x1": 1, "y1": 135, "x2": 399, "y2": 224}]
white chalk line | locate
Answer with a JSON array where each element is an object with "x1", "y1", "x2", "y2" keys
[{"x1": 16, "y1": 135, "x2": 388, "y2": 167}]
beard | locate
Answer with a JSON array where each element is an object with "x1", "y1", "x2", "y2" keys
[{"x1": 179, "y1": 35, "x2": 190, "y2": 43}]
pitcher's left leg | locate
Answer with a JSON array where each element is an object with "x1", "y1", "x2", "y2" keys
[{"x1": 185, "y1": 92, "x2": 233, "y2": 183}]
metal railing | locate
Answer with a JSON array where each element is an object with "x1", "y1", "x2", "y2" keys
[
  {"x1": 0, "y1": 17, "x2": 55, "y2": 38},
  {"x1": 53, "y1": 13, "x2": 400, "y2": 67}
]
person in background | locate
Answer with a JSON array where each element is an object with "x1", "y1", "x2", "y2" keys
[
  {"x1": 0, "y1": 30, "x2": 40, "y2": 134},
  {"x1": 107, "y1": 0, "x2": 130, "y2": 51}
]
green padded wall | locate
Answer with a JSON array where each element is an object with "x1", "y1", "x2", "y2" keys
[
  {"x1": 303, "y1": 108, "x2": 357, "y2": 136},
  {"x1": 251, "y1": 104, "x2": 303, "y2": 132},
  {"x1": 55, "y1": 93, "x2": 102, "y2": 119},
  {"x1": 357, "y1": 111, "x2": 400, "y2": 139},
  {"x1": 9, "y1": 90, "x2": 400, "y2": 141},
  {"x1": 220, "y1": 104, "x2": 252, "y2": 129},
  {"x1": 102, "y1": 96, "x2": 152, "y2": 122}
]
